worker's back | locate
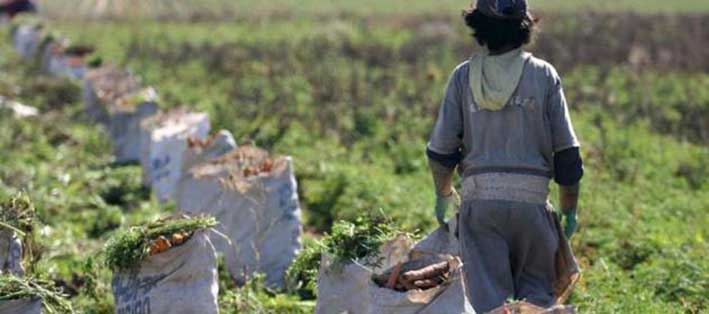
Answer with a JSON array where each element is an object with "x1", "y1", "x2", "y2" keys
[{"x1": 428, "y1": 54, "x2": 579, "y2": 179}]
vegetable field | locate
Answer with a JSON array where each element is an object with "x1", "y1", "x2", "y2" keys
[{"x1": 1, "y1": 1, "x2": 708, "y2": 313}]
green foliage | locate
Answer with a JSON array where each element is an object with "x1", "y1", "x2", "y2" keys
[
  {"x1": 285, "y1": 237, "x2": 322, "y2": 299},
  {"x1": 0, "y1": 193, "x2": 36, "y2": 237},
  {"x1": 286, "y1": 214, "x2": 412, "y2": 300},
  {"x1": 103, "y1": 216, "x2": 217, "y2": 270},
  {"x1": 219, "y1": 274, "x2": 314, "y2": 314},
  {"x1": 0, "y1": 275, "x2": 75, "y2": 314},
  {"x1": 322, "y1": 215, "x2": 400, "y2": 266}
]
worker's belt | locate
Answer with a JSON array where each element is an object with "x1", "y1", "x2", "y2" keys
[{"x1": 461, "y1": 173, "x2": 550, "y2": 204}]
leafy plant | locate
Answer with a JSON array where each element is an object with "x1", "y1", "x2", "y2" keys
[
  {"x1": 0, "y1": 193, "x2": 35, "y2": 237},
  {"x1": 285, "y1": 237, "x2": 323, "y2": 299},
  {"x1": 0, "y1": 275, "x2": 75, "y2": 314},
  {"x1": 103, "y1": 216, "x2": 217, "y2": 270}
]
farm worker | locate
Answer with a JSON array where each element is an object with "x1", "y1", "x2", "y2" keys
[
  {"x1": 0, "y1": 0, "x2": 36, "y2": 18},
  {"x1": 427, "y1": 0, "x2": 583, "y2": 312}
]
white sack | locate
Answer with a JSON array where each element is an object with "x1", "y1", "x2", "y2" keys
[
  {"x1": 486, "y1": 302, "x2": 576, "y2": 314},
  {"x1": 0, "y1": 231, "x2": 24, "y2": 276},
  {"x1": 111, "y1": 230, "x2": 219, "y2": 314},
  {"x1": 47, "y1": 55, "x2": 86, "y2": 80},
  {"x1": 315, "y1": 229, "x2": 475, "y2": 314},
  {"x1": 141, "y1": 111, "x2": 210, "y2": 202},
  {"x1": 12, "y1": 25, "x2": 41, "y2": 59},
  {"x1": 411, "y1": 218, "x2": 460, "y2": 259},
  {"x1": 108, "y1": 88, "x2": 160, "y2": 163},
  {"x1": 180, "y1": 130, "x2": 237, "y2": 173},
  {"x1": 40, "y1": 41, "x2": 85, "y2": 80},
  {"x1": 82, "y1": 66, "x2": 141, "y2": 124},
  {"x1": 39, "y1": 40, "x2": 57, "y2": 73},
  {"x1": 0, "y1": 298, "x2": 42, "y2": 314},
  {"x1": 176, "y1": 150, "x2": 302, "y2": 288},
  {"x1": 0, "y1": 96, "x2": 38, "y2": 118}
]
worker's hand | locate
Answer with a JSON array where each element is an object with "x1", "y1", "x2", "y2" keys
[
  {"x1": 435, "y1": 189, "x2": 460, "y2": 231},
  {"x1": 563, "y1": 207, "x2": 577, "y2": 239}
]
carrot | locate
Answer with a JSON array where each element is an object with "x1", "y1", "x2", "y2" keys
[
  {"x1": 413, "y1": 278, "x2": 441, "y2": 289},
  {"x1": 149, "y1": 236, "x2": 172, "y2": 255},
  {"x1": 400, "y1": 277, "x2": 418, "y2": 291},
  {"x1": 171, "y1": 233, "x2": 185, "y2": 245},
  {"x1": 261, "y1": 159, "x2": 273, "y2": 172},
  {"x1": 386, "y1": 263, "x2": 402, "y2": 289},
  {"x1": 401, "y1": 261, "x2": 449, "y2": 282}
]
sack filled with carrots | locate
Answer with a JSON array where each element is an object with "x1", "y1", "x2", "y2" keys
[
  {"x1": 104, "y1": 215, "x2": 220, "y2": 314},
  {"x1": 371, "y1": 254, "x2": 457, "y2": 292},
  {"x1": 315, "y1": 220, "x2": 474, "y2": 314},
  {"x1": 176, "y1": 144, "x2": 302, "y2": 288}
]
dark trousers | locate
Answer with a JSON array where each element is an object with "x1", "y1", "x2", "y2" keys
[{"x1": 459, "y1": 199, "x2": 559, "y2": 313}]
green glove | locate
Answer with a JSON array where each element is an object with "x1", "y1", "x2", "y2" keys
[
  {"x1": 563, "y1": 207, "x2": 577, "y2": 239},
  {"x1": 435, "y1": 189, "x2": 460, "y2": 230}
]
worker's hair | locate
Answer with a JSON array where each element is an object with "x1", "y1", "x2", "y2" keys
[{"x1": 463, "y1": 8, "x2": 538, "y2": 52}]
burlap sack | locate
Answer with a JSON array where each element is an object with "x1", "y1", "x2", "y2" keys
[
  {"x1": 176, "y1": 148, "x2": 302, "y2": 287},
  {"x1": 46, "y1": 54, "x2": 86, "y2": 80},
  {"x1": 111, "y1": 230, "x2": 219, "y2": 314},
  {"x1": 12, "y1": 24, "x2": 41, "y2": 59},
  {"x1": 82, "y1": 65, "x2": 141, "y2": 124},
  {"x1": 138, "y1": 110, "x2": 210, "y2": 202},
  {"x1": 108, "y1": 88, "x2": 159, "y2": 163},
  {"x1": 547, "y1": 207, "x2": 581, "y2": 305},
  {"x1": 315, "y1": 233, "x2": 475, "y2": 314},
  {"x1": 411, "y1": 217, "x2": 460, "y2": 259},
  {"x1": 0, "y1": 230, "x2": 24, "y2": 276},
  {"x1": 0, "y1": 298, "x2": 42, "y2": 314},
  {"x1": 486, "y1": 302, "x2": 576, "y2": 314},
  {"x1": 0, "y1": 96, "x2": 38, "y2": 118},
  {"x1": 39, "y1": 40, "x2": 60, "y2": 74},
  {"x1": 180, "y1": 130, "x2": 237, "y2": 173}
]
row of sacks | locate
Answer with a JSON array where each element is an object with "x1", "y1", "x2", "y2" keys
[
  {"x1": 26, "y1": 25, "x2": 305, "y2": 289},
  {"x1": 10, "y1": 17, "x2": 303, "y2": 294},
  {"x1": 11, "y1": 22, "x2": 92, "y2": 80}
]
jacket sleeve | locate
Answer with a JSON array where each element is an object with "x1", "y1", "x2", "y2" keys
[
  {"x1": 427, "y1": 67, "x2": 464, "y2": 168},
  {"x1": 547, "y1": 67, "x2": 580, "y2": 153},
  {"x1": 554, "y1": 147, "x2": 584, "y2": 186}
]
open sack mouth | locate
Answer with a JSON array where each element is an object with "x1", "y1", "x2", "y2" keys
[{"x1": 372, "y1": 255, "x2": 458, "y2": 292}]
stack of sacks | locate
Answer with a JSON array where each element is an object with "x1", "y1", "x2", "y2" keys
[
  {"x1": 176, "y1": 146, "x2": 303, "y2": 287},
  {"x1": 139, "y1": 108, "x2": 210, "y2": 202},
  {"x1": 108, "y1": 87, "x2": 159, "y2": 163},
  {"x1": 82, "y1": 65, "x2": 141, "y2": 124}
]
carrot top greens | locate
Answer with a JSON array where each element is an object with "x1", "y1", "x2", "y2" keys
[
  {"x1": 0, "y1": 275, "x2": 74, "y2": 314},
  {"x1": 103, "y1": 216, "x2": 217, "y2": 271}
]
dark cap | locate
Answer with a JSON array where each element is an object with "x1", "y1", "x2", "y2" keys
[{"x1": 475, "y1": 0, "x2": 528, "y2": 20}]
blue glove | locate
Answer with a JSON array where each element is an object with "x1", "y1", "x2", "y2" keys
[
  {"x1": 435, "y1": 189, "x2": 460, "y2": 230},
  {"x1": 563, "y1": 207, "x2": 577, "y2": 239}
]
